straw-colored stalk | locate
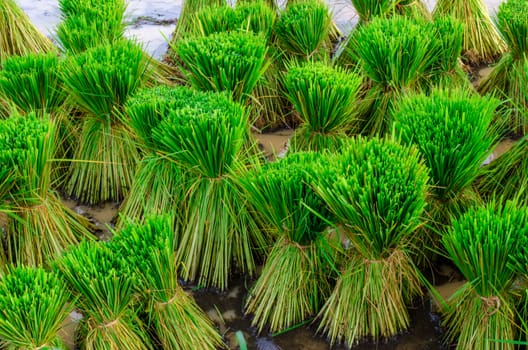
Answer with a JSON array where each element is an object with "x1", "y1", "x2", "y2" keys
[
  {"x1": 0, "y1": 0, "x2": 54, "y2": 64},
  {"x1": 314, "y1": 137, "x2": 429, "y2": 346},
  {"x1": 54, "y1": 241, "x2": 153, "y2": 350},
  {"x1": 0, "y1": 266, "x2": 73, "y2": 350},
  {"x1": 434, "y1": 0, "x2": 506, "y2": 64},
  {"x1": 441, "y1": 201, "x2": 526, "y2": 349},
  {"x1": 111, "y1": 216, "x2": 225, "y2": 350}
]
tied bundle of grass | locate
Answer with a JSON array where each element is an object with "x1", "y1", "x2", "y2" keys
[
  {"x1": 151, "y1": 101, "x2": 268, "y2": 290},
  {"x1": 427, "y1": 16, "x2": 471, "y2": 90},
  {"x1": 349, "y1": 16, "x2": 435, "y2": 135},
  {"x1": 241, "y1": 153, "x2": 338, "y2": 334},
  {"x1": 284, "y1": 61, "x2": 363, "y2": 152},
  {"x1": 433, "y1": 0, "x2": 505, "y2": 64},
  {"x1": 0, "y1": 0, "x2": 54, "y2": 64},
  {"x1": 175, "y1": 30, "x2": 270, "y2": 106},
  {"x1": 393, "y1": 89, "x2": 499, "y2": 231},
  {"x1": 0, "y1": 114, "x2": 95, "y2": 266},
  {"x1": 441, "y1": 200, "x2": 527, "y2": 350},
  {"x1": 62, "y1": 40, "x2": 152, "y2": 205},
  {"x1": 0, "y1": 266, "x2": 73, "y2": 349},
  {"x1": 478, "y1": 136, "x2": 528, "y2": 205},
  {"x1": 478, "y1": 0, "x2": 528, "y2": 136},
  {"x1": 315, "y1": 137, "x2": 429, "y2": 346},
  {"x1": 274, "y1": 0, "x2": 332, "y2": 61},
  {"x1": 54, "y1": 241, "x2": 152, "y2": 350},
  {"x1": 111, "y1": 216, "x2": 225, "y2": 350},
  {"x1": 171, "y1": 0, "x2": 224, "y2": 42},
  {"x1": 351, "y1": 0, "x2": 429, "y2": 24}
]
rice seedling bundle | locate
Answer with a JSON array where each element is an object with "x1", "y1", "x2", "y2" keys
[
  {"x1": 241, "y1": 152, "x2": 337, "y2": 333},
  {"x1": 111, "y1": 216, "x2": 224, "y2": 350},
  {"x1": 54, "y1": 241, "x2": 152, "y2": 350},
  {"x1": 315, "y1": 137, "x2": 429, "y2": 346},
  {"x1": 284, "y1": 61, "x2": 363, "y2": 152},
  {"x1": 274, "y1": 0, "x2": 332, "y2": 61},
  {"x1": 350, "y1": 16, "x2": 435, "y2": 135},
  {"x1": 0, "y1": 114, "x2": 95, "y2": 266},
  {"x1": 478, "y1": 0, "x2": 528, "y2": 136},
  {"x1": 171, "y1": 0, "x2": 225, "y2": 42},
  {"x1": 478, "y1": 136, "x2": 528, "y2": 205},
  {"x1": 0, "y1": 266, "x2": 73, "y2": 349},
  {"x1": 441, "y1": 200, "x2": 527, "y2": 350},
  {"x1": 151, "y1": 99, "x2": 268, "y2": 290},
  {"x1": 433, "y1": 0, "x2": 506, "y2": 64},
  {"x1": 0, "y1": 0, "x2": 54, "y2": 64},
  {"x1": 175, "y1": 31, "x2": 270, "y2": 105},
  {"x1": 393, "y1": 89, "x2": 499, "y2": 228},
  {"x1": 61, "y1": 40, "x2": 152, "y2": 205}
]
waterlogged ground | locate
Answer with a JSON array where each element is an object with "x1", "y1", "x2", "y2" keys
[{"x1": 16, "y1": 0, "x2": 506, "y2": 349}]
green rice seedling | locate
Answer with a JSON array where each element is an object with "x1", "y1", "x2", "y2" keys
[
  {"x1": 433, "y1": 0, "x2": 506, "y2": 64},
  {"x1": 61, "y1": 40, "x2": 152, "y2": 205},
  {"x1": 236, "y1": 0, "x2": 277, "y2": 41},
  {"x1": 314, "y1": 137, "x2": 429, "y2": 346},
  {"x1": 284, "y1": 61, "x2": 363, "y2": 152},
  {"x1": 395, "y1": 0, "x2": 430, "y2": 19},
  {"x1": 441, "y1": 200, "x2": 527, "y2": 350},
  {"x1": 349, "y1": 16, "x2": 436, "y2": 135},
  {"x1": 151, "y1": 100, "x2": 268, "y2": 290},
  {"x1": 350, "y1": 0, "x2": 429, "y2": 25},
  {"x1": 0, "y1": 114, "x2": 95, "y2": 266},
  {"x1": 241, "y1": 152, "x2": 338, "y2": 334},
  {"x1": 393, "y1": 89, "x2": 499, "y2": 231},
  {"x1": 111, "y1": 216, "x2": 225, "y2": 350},
  {"x1": 427, "y1": 16, "x2": 471, "y2": 90},
  {"x1": 274, "y1": 0, "x2": 332, "y2": 61},
  {"x1": 478, "y1": 0, "x2": 528, "y2": 136},
  {"x1": 0, "y1": 266, "x2": 73, "y2": 350},
  {"x1": 171, "y1": 0, "x2": 224, "y2": 42},
  {"x1": 58, "y1": 0, "x2": 126, "y2": 20},
  {"x1": 0, "y1": 0, "x2": 54, "y2": 64},
  {"x1": 194, "y1": 4, "x2": 238, "y2": 36},
  {"x1": 478, "y1": 136, "x2": 528, "y2": 205},
  {"x1": 54, "y1": 241, "x2": 152, "y2": 350},
  {"x1": 175, "y1": 31, "x2": 270, "y2": 106}
]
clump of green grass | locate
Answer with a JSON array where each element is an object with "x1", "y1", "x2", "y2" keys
[
  {"x1": 0, "y1": 0, "x2": 55, "y2": 64},
  {"x1": 433, "y1": 0, "x2": 506, "y2": 64},
  {"x1": 351, "y1": 0, "x2": 429, "y2": 24},
  {"x1": 241, "y1": 152, "x2": 338, "y2": 333},
  {"x1": 61, "y1": 40, "x2": 153, "y2": 205},
  {"x1": 349, "y1": 16, "x2": 436, "y2": 135},
  {"x1": 111, "y1": 216, "x2": 225, "y2": 350},
  {"x1": 175, "y1": 31, "x2": 270, "y2": 105},
  {"x1": 151, "y1": 96, "x2": 268, "y2": 290},
  {"x1": 54, "y1": 241, "x2": 152, "y2": 350},
  {"x1": 284, "y1": 61, "x2": 363, "y2": 152},
  {"x1": 0, "y1": 266, "x2": 73, "y2": 349},
  {"x1": 393, "y1": 89, "x2": 499, "y2": 230},
  {"x1": 478, "y1": 0, "x2": 528, "y2": 136},
  {"x1": 274, "y1": 0, "x2": 332, "y2": 61},
  {"x1": 315, "y1": 137, "x2": 429, "y2": 346},
  {"x1": 0, "y1": 114, "x2": 95, "y2": 266},
  {"x1": 171, "y1": 0, "x2": 224, "y2": 42},
  {"x1": 441, "y1": 200, "x2": 527, "y2": 350}
]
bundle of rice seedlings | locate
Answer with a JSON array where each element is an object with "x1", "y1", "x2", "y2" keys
[
  {"x1": 315, "y1": 136, "x2": 429, "y2": 346},
  {"x1": 393, "y1": 89, "x2": 499, "y2": 229},
  {"x1": 54, "y1": 241, "x2": 152, "y2": 350},
  {"x1": 0, "y1": 0, "x2": 54, "y2": 64},
  {"x1": 284, "y1": 61, "x2": 363, "y2": 152},
  {"x1": 441, "y1": 200, "x2": 527, "y2": 350},
  {"x1": 241, "y1": 152, "x2": 338, "y2": 334},
  {"x1": 394, "y1": 0, "x2": 430, "y2": 19},
  {"x1": 0, "y1": 114, "x2": 95, "y2": 266},
  {"x1": 478, "y1": 136, "x2": 528, "y2": 205},
  {"x1": 111, "y1": 216, "x2": 225, "y2": 350},
  {"x1": 0, "y1": 266, "x2": 73, "y2": 349},
  {"x1": 175, "y1": 31, "x2": 270, "y2": 105},
  {"x1": 433, "y1": 0, "x2": 506, "y2": 64},
  {"x1": 351, "y1": 0, "x2": 428, "y2": 24},
  {"x1": 151, "y1": 99, "x2": 268, "y2": 290},
  {"x1": 171, "y1": 0, "x2": 224, "y2": 42},
  {"x1": 478, "y1": 0, "x2": 528, "y2": 136},
  {"x1": 350, "y1": 16, "x2": 435, "y2": 135},
  {"x1": 427, "y1": 16, "x2": 471, "y2": 90},
  {"x1": 274, "y1": 0, "x2": 332, "y2": 61},
  {"x1": 61, "y1": 40, "x2": 152, "y2": 205}
]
